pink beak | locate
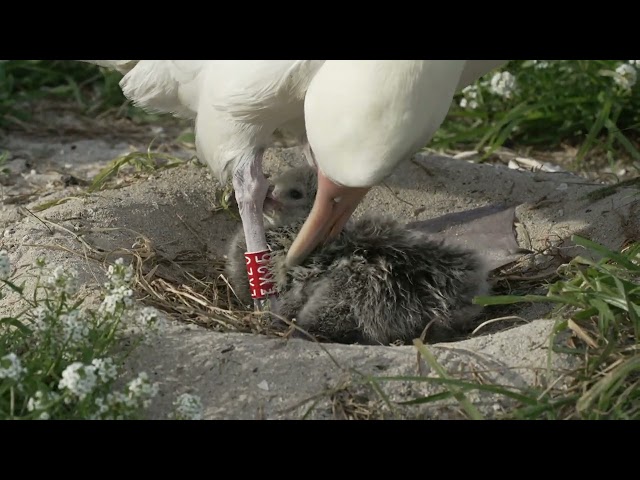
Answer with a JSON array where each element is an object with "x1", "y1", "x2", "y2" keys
[{"x1": 285, "y1": 169, "x2": 370, "y2": 267}]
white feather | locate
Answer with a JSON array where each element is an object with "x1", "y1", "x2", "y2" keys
[
  {"x1": 305, "y1": 61, "x2": 465, "y2": 188},
  {"x1": 81, "y1": 60, "x2": 503, "y2": 188},
  {"x1": 304, "y1": 60, "x2": 505, "y2": 188},
  {"x1": 82, "y1": 60, "x2": 325, "y2": 180}
]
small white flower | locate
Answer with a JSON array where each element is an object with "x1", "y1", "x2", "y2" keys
[
  {"x1": 29, "y1": 306, "x2": 49, "y2": 333},
  {"x1": 91, "y1": 358, "x2": 118, "y2": 383},
  {"x1": 58, "y1": 362, "x2": 97, "y2": 401},
  {"x1": 106, "y1": 258, "x2": 134, "y2": 288},
  {"x1": 43, "y1": 266, "x2": 80, "y2": 297},
  {"x1": 459, "y1": 98, "x2": 479, "y2": 110},
  {"x1": 106, "y1": 391, "x2": 136, "y2": 410},
  {"x1": 0, "y1": 353, "x2": 26, "y2": 381},
  {"x1": 629, "y1": 60, "x2": 640, "y2": 67},
  {"x1": 532, "y1": 60, "x2": 551, "y2": 70},
  {"x1": 99, "y1": 285, "x2": 134, "y2": 316},
  {"x1": 138, "y1": 307, "x2": 159, "y2": 326},
  {"x1": 459, "y1": 85, "x2": 479, "y2": 110},
  {"x1": 489, "y1": 71, "x2": 517, "y2": 99},
  {"x1": 0, "y1": 250, "x2": 10, "y2": 280},
  {"x1": 126, "y1": 372, "x2": 159, "y2": 409},
  {"x1": 461, "y1": 85, "x2": 479, "y2": 99},
  {"x1": 27, "y1": 390, "x2": 60, "y2": 412},
  {"x1": 27, "y1": 391, "x2": 44, "y2": 411},
  {"x1": 60, "y1": 310, "x2": 90, "y2": 347},
  {"x1": 172, "y1": 393, "x2": 203, "y2": 420},
  {"x1": 133, "y1": 307, "x2": 168, "y2": 340},
  {"x1": 614, "y1": 63, "x2": 637, "y2": 90},
  {"x1": 94, "y1": 397, "x2": 109, "y2": 416},
  {"x1": 39, "y1": 412, "x2": 50, "y2": 420},
  {"x1": 29, "y1": 305, "x2": 92, "y2": 350}
]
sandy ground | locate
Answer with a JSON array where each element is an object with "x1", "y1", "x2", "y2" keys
[{"x1": 1, "y1": 112, "x2": 638, "y2": 419}]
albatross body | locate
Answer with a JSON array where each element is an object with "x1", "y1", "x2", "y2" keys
[
  {"x1": 83, "y1": 60, "x2": 325, "y2": 310},
  {"x1": 83, "y1": 60, "x2": 507, "y2": 308},
  {"x1": 227, "y1": 166, "x2": 490, "y2": 345}
]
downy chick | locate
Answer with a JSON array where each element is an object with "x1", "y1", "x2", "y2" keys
[{"x1": 226, "y1": 166, "x2": 489, "y2": 345}]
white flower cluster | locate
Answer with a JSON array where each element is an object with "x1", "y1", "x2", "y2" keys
[
  {"x1": 127, "y1": 372, "x2": 158, "y2": 407},
  {"x1": 91, "y1": 357, "x2": 118, "y2": 383},
  {"x1": 0, "y1": 353, "x2": 26, "y2": 381},
  {"x1": 56, "y1": 358, "x2": 157, "y2": 418},
  {"x1": 99, "y1": 285, "x2": 134, "y2": 315},
  {"x1": 107, "y1": 258, "x2": 134, "y2": 287},
  {"x1": 60, "y1": 310, "x2": 90, "y2": 346},
  {"x1": 613, "y1": 63, "x2": 637, "y2": 91},
  {"x1": 532, "y1": 60, "x2": 551, "y2": 70},
  {"x1": 27, "y1": 390, "x2": 61, "y2": 419},
  {"x1": 28, "y1": 304, "x2": 91, "y2": 351},
  {"x1": 128, "y1": 306, "x2": 168, "y2": 342},
  {"x1": 58, "y1": 358, "x2": 140, "y2": 405},
  {"x1": 99, "y1": 259, "x2": 135, "y2": 316},
  {"x1": 92, "y1": 372, "x2": 159, "y2": 419},
  {"x1": 43, "y1": 265, "x2": 80, "y2": 297},
  {"x1": 172, "y1": 393, "x2": 203, "y2": 420},
  {"x1": 58, "y1": 362, "x2": 97, "y2": 401},
  {"x1": 459, "y1": 85, "x2": 479, "y2": 110},
  {"x1": 489, "y1": 71, "x2": 517, "y2": 99},
  {"x1": 0, "y1": 250, "x2": 10, "y2": 280},
  {"x1": 4, "y1": 255, "x2": 162, "y2": 420},
  {"x1": 29, "y1": 306, "x2": 49, "y2": 333}
]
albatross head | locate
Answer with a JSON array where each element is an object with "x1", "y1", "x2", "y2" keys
[{"x1": 284, "y1": 60, "x2": 468, "y2": 267}]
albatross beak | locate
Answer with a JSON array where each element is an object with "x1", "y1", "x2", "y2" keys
[{"x1": 285, "y1": 170, "x2": 370, "y2": 267}]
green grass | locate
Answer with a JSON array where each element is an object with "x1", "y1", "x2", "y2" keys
[
  {"x1": 366, "y1": 237, "x2": 639, "y2": 419},
  {"x1": 475, "y1": 236, "x2": 639, "y2": 419},
  {"x1": 2, "y1": 60, "x2": 640, "y2": 169},
  {"x1": 2, "y1": 59, "x2": 640, "y2": 420},
  {"x1": 438, "y1": 60, "x2": 640, "y2": 166},
  {"x1": 0, "y1": 60, "x2": 152, "y2": 125},
  {"x1": 27, "y1": 147, "x2": 191, "y2": 213},
  {"x1": 0, "y1": 253, "x2": 203, "y2": 420}
]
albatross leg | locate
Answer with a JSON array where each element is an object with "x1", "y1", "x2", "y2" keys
[{"x1": 232, "y1": 150, "x2": 279, "y2": 313}]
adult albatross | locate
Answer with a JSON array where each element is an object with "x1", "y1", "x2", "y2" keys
[
  {"x1": 82, "y1": 60, "x2": 506, "y2": 310},
  {"x1": 286, "y1": 60, "x2": 506, "y2": 267},
  {"x1": 82, "y1": 60, "x2": 326, "y2": 311}
]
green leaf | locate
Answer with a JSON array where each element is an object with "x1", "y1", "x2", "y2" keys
[
  {"x1": 0, "y1": 317, "x2": 31, "y2": 335},
  {"x1": 572, "y1": 235, "x2": 640, "y2": 272}
]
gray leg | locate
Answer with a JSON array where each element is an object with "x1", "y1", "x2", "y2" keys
[{"x1": 231, "y1": 150, "x2": 279, "y2": 313}]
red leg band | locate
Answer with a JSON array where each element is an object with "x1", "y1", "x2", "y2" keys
[{"x1": 245, "y1": 250, "x2": 278, "y2": 300}]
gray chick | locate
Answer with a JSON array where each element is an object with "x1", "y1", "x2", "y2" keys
[{"x1": 226, "y1": 166, "x2": 490, "y2": 345}]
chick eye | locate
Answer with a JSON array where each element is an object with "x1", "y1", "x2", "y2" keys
[{"x1": 288, "y1": 189, "x2": 303, "y2": 200}]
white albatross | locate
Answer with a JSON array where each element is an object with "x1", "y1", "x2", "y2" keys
[
  {"x1": 81, "y1": 60, "x2": 506, "y2": 309},
  {"x1": 285, "y1": 60, "x2": 507, "y2": 267},
  {"x1": 82, "y1": 60, "x2": 326, "y2": 310}
]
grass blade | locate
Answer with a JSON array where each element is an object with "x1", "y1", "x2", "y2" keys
[
  {"x1": 576, "y1": 98, "x2": 611, "y2": 163},
  {"x1": 572, "y1": 235, "x2": 640, "y2": 272},
  {"x1": 413, "y1": 340, "x2": 484, "y2": 420}
]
